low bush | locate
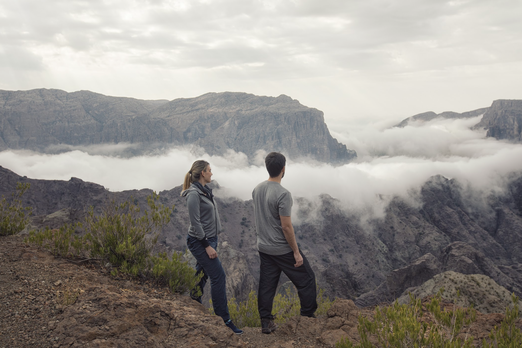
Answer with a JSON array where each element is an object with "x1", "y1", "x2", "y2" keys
[
  {"x1": 27, "y1": 223, "x2": 84, "y2": 258},
  {"x1": 227, "y1": 290, "x2": 261, "y2": 328},
  {"x1": 148, "y1": 251, "x2": 203, "y2": 295},
  {"x1": 482, "y1": 293, "x2": 522, "y2": 348},
  {"x1": 336, "y1": 290, "x2": 521, "y2": 348},
  {"x1": 84, "y1": 193, "x2": 171, "y2": 274},
  {"x1": 214, "y1": 286, "x2": 334, "y2": 327},
  {"x1": 26, "y1": 193, "x2": 201, "y2": 296},
  {"x1": 336, "y1": 290, "x2": 476, "y2": 347},
  {"x1": 0, "y1": 182, "x2": 32, "y2": 236}
]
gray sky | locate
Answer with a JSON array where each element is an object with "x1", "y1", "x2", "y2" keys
[{"x1": 1, "y1": 0, "x2": 521, "y2": 124}]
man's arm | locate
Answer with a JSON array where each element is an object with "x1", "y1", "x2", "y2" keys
[{"x1": 280, "y1": 215, "x2": 303, "y2": 267}]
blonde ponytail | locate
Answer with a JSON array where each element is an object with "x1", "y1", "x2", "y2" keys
[
  {"x1": 182, "y1": 172, "x2": 192, "y2": 191},
  {"x1": 181, "y1": 160, "x2": 209, "y2": 192}
]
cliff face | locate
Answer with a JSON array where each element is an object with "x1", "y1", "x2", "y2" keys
[
  {"x1": 2, "y1": 165, "x2": 522, "y2": 306},
  {"x1": 353, "y1": 174, "x2": 522, "y2": 306},
  {"x1": 0, "y1": 89, "x2": 356, "y2": 163},
  {"x1": 0, "y1": 89, "x2": 169, "y2": 151},
  {"x1": 151, "y1": 92, "x2": 355, "y2": 163},
  {"x1": 474, "y1": 100, "x2": 522, "y2": 142},
  {"x1": 396, "y1": 99, "x2": 522, "y2": 143},
  {"x1": 395, "y1": 107, "x2": 488, "y2": 128}
]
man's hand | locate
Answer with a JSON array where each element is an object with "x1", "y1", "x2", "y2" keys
[
  {"x1": 206, "y1": 246, "x2": 217, "y2": 259},
  {"x1": 281, "y1": 215, "x2": 303, "y2": 267},
  {"x1": 294, "y1": 252, "x2": 303, "y2": 267}
]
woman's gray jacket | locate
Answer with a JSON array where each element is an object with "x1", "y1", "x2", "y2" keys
[{"x1": 181, "y1": 183, "x2": 223, "y2": 247}]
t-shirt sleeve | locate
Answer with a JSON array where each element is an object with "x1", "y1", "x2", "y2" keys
[{"x1": 278, "y1": 191, "x2": 293, "y2": 217}]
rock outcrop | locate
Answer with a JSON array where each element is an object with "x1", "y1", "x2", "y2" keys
[
  {"x1": 0, "y1": 89, "x2": 356, "y2": 163},
  {"x1": 397, "y1": 271, "x2": 515, "y2": 314},
  {"x1": 354, "y1": 253, "x2": 442, "y2": 307},
  {"x1": 474, "y1": 100, "x2": 522, "y2": 142},
  {"x1": 396, "y1": 99, "x2": 522, "y2": 143}
]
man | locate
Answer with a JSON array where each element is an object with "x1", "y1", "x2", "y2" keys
[{"x1": 252, "y1": 152, "x2": 317, "y2": 334}]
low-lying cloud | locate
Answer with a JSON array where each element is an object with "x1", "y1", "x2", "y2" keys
[{"x1": 1, "y1": 116, "x2": 522, "y2": 221}]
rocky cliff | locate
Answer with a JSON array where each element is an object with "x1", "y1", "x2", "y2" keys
[
  {"x1": 474, "y1": 100, "x2": 522, "y2": 142},
  {"x1": 0, "y1": 89, "x2": 168, "y2": 151},
  {"x1": 395, "y1": 99, "x2": 522, "y2": 143},
  {"x1": 2, "y1": 165, "x2": 521, "y2": 307},
  {"x1": 396, "y1": 271, "x2": 515, "y2": 314},
  {"x1": 150, "y1": 92, "x2": 356, "y2": 163},
  {"x1": 395, "y1": 107, "x2": 488, "y2": 127},
  {"x1": 0, "y1": 89, "x2": 356, "y2": 163}
]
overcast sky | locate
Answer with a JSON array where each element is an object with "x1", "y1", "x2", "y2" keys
[{"x1": 1, "y1": 0, "x2": 521, "y2": 124}]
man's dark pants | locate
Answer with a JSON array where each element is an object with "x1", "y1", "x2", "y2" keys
[
  {"x1": 258, "y1": 250, "x2": 317, "y2": 319},
  {"x1": 187, "y1": 235, "x2": 230, "y2": 322}
]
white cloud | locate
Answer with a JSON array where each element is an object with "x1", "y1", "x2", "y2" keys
[
  {"x1": 1, "y1": 117, "x2": 521, "y2": 224},
  {"x1": 331, "y1": 116, "x2": 488, "y2": 159}
]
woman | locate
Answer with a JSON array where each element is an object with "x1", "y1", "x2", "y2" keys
[{"x1": 181, "y1": 160, "x2": 243, "y2": 335}]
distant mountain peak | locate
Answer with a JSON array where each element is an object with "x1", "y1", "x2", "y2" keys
[{"x1": 395, "y1": 107, "x2": 488, "y2": 128}]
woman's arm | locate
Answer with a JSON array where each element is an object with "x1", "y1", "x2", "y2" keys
[{"x1": 186, "y1": 192, "x2": 210, "y2": 248}]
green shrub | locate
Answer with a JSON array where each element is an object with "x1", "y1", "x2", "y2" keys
[
  {"x1": 337, "y1": 292, "x2": 522, "y2": 348},
  {"x1": 336, "y1": 290, "x2": 476, "y2": 348},
  {"x1": 426, "y1": 290, "x2": 476, "y2": 346},
  {"x1": 227, "y1": 290, "x2": 262, "y2": 328},
  {"x1": 148, "y1": 251, "x2": 203, "y2": 295},
  {"x1": 213, "y1": 286, "x2": 334, "y2": 327},
  {"x1": 0, "y1": 182, "x2": 32, "y2": 236},
  {"x1": 26, "y1": 223, "x2": 84, "y2": 257},
  {"x1": 482, "y1": 293, "x2": 522, "y2": 348},
  {"x1": 25, "y1": 192, "x2": 202, "y2": 296},
  {"x1": 83, "y1": 193, "x2": 172, "y2": 274},
  {"x1": 273, "y1": 286, "x2": 332, "y2": 324}
]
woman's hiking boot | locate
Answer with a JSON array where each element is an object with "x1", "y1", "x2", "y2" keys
[{"x1": 225, "y1": 319, "x2": 243, "y2": 335}]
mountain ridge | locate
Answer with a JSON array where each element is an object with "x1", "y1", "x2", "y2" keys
[
  {"x1": 394, "y1": 99, "x2": 522, "y2": 143},
  {"x1": 0, "y1": 88, "x2": 356, "y2": 163}
]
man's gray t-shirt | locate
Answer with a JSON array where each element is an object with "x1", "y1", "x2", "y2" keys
[{"x1": 252, "y1": 180, "x2": 293, "y2": 256}]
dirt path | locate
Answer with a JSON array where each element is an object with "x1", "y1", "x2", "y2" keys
[
  {"x1": 0, "y1": 235, "x2": 333, "y2": 348},
  {"x1": 1, "y1": 235, "x2": 515, "y2": 348}
]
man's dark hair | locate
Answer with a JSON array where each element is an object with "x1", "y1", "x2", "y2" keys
[{"x1": 265, "y1": 152, "x2": 286, "y2": 178}]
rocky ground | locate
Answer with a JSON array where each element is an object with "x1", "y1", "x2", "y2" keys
[{"x1": 1, "y1": 235, "x2": 520, "y2": 348}]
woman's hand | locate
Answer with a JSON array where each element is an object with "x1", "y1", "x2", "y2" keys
[{"x1": 205, "y1": 246, "x2": 217, "y2": 259}]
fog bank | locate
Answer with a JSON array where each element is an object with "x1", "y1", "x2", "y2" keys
[{"x1": 1, "y1": 117, "x2": 521, "y2": 218}]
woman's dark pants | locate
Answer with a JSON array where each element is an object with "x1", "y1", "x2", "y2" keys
[{"x1": 187, "y1": 235, "x2": 230, "y2": 322}]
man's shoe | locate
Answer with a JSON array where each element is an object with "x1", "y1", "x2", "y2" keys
[
  {"x1": 225, "y1": 320, "x2": 243, "y2": 335},
  {"x1": 261, "y1": 318, "x2": 277, "y2": 334},
  {"x1": 302, "y1": 313, "x2": 316, "y2": 318}
]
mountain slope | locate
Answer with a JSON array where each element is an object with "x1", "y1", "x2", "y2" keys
[
  {"x1": 395, "y1": 107, "x2": 488, "y2": 127},
  {"x1": 0, "y1": 89, "x2": 356, "y2": 163},
  {"x1": 474, "y1": 100, "x2": 522, "y2": 142},
  {"x1": 395, "y1": 99, "x2": 522, "y2": 143},
  {"x1": 2, "y1": 165, "x2": 522, "y2": 307}
]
